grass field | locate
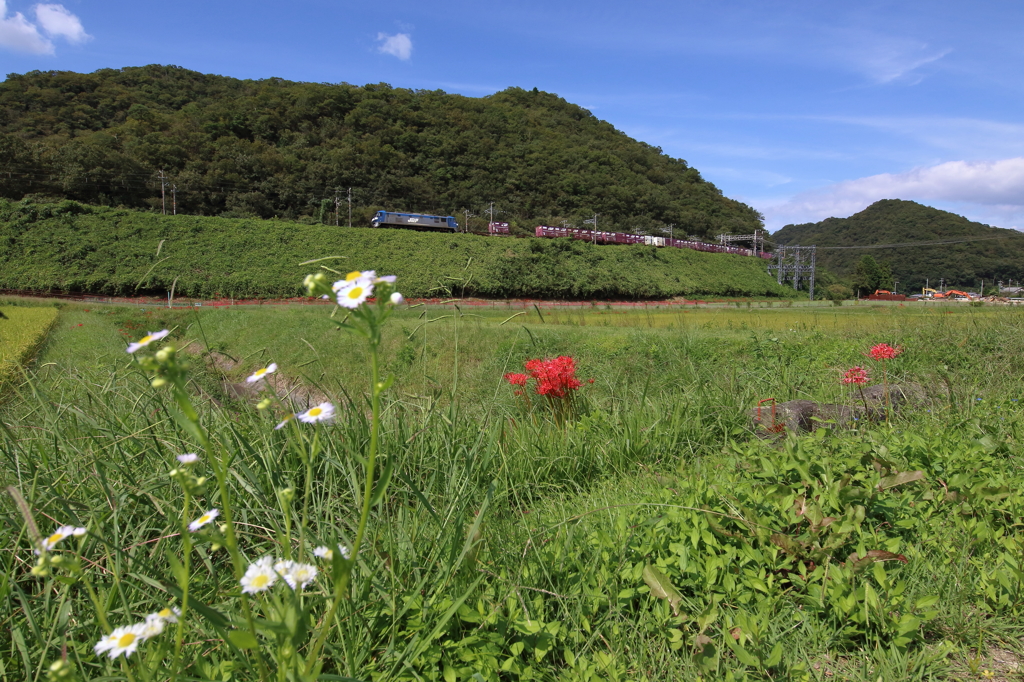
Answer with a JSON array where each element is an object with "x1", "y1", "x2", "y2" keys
[
  {"x1": 3, "y1": 296, "x2": 1024, "y2": 681},
  {"x1": 0, "y1": 303, "x2": 58, "y2": 387}
]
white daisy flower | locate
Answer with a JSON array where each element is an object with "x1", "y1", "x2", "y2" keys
[
  {"x1": 126, "y1": 329, "x2": 170, "y2": 354},
  {"x1": 297, "y1": 402, "x2": 334, "y2": 424},
  {"x1": 156, "y1": 606, "x2": 180, "y2": 623},
  {"x1": 176, "y1": 453, "x2": 199, "y2": 465},
  {"x1": 37, "y1": 525, "x2": 87, "y2": 554},
  {"x1": 246, "y1": 363, "x2": 278, "y2": 383},
  {"x1": 95, "y1": 623, "x2": 146, "y2": 659},
  {"x1": 390, "y1": 292, "x2": 405, "y2": 305},
  {"x1": 332, "y1": 270, "x2": 376, "y2": 292},
  {"x1": 188, "y1": 509, "x2": 219, "y2": 532},
  {"x1": 375, "y1": 275, "x2": 397, "y2": 284},
  {"x1": 336, "y1": 281, "x2": 373, "y2": 309},
  {"x1": 240, "y1": 556, "x2": 278, "y2": 594},
  {"x1": 313, "y1": 544, "x2": 351, "y2": 561},
  {"x1": 283, "y1": 562, "x2": 318, "y2": 590},
  {"x1": 139, "y1": 613, "x2": 166, "y2": 639},
  {"x1": 274, "y1": 414, "x2": 295, "y2": 430}
]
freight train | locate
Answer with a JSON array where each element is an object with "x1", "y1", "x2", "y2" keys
[
  {"x1": 533, "y1": 225, "x2": 773, "y2": 260},
  {"x1": 370, "y1": 211, "x2": 770, "y2": 259}
]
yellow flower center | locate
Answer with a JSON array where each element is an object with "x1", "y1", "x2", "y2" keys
[
  {"x1": 254, "y1": 368, "x2": 267, "y2": 376},
  {"x1": 347, "y1": 287, "x2": 363, "y2": 299},
  {"x1": 308, "y1": 408, "x2": 322, "y2": 417},
  {"x1": 117, "y1": 632, "x2": 136, "y2": 647},
  {"x1": 158, "y1": 608, "x2": 172, "y2": 618},
  {"x1": 47, "y1": 532, "x2": 63, "y2": 545},
  {"x1": 198, "y1": 514, "x2": 210, "y2": 524},
  {"x1": 252, "y1": 574, "x2": 269, "y2": 588},
  {"x1": 345, "y1": 271, "x2": 362, "y2": 281},
  {"x1": 139, "y1": 335, "x2": 153, "y2": 344}
]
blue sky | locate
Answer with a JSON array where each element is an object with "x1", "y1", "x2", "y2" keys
[{"x1": 2, "y1": 0, "x2": 1023, "y2": 232}]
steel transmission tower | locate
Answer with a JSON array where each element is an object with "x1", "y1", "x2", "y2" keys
[{"x1": 767, "y1": 245, "x2": 817, "y2": 300}]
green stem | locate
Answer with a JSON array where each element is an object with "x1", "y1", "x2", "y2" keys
[
  {"x1": 352, "y1": 340, "x2": 381, "y2": 561},
  {"x1": 304, "y1": 332, "x2": 382, "y2": 675},
  {"x1": 172, "y1": 381, "x2": 270, "y2": 682},
  {"x1": 168, "y1": 489, "x2": 192, "y2": 682}
]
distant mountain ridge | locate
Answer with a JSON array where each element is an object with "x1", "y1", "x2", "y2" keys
[
  {"x1": 773, "y1": 200, "x2": 1024, "y2": 291},
  {"x1": 0, "y1": 65, "x2": 761, "y2": 237}
]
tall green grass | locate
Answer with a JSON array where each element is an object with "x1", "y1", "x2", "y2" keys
[{"x1": 3, "y1": 302, "x2": 1024, "y2": 680}]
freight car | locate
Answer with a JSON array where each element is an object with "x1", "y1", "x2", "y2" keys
[
  {"x1": 371, "y1": 211, "x2": 459, "y2": 232},
  {"x1": 534, "y1": 226, "x2": 773, "y2": 259}
]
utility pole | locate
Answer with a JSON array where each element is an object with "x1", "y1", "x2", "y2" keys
[
  {"x1": 463, "y1": 210, "x2": 475, "y2": 234},
  {"x1": 668, "y1": 224, "x2": 673, "y2": 242},
  {"x1": 583, "y1": 214, "x2": 598, "y2": 242},
  {"x1": 171, "y1": 184, "x2": 177, "y2": 215},
  {"x1": 488, "y1": 201, "x2": 494, "y2": 225},
  {"x1": 347, "y1": 188, "x2": 352, "y2": 228},
  {"x1": 334, "y1": 190, "x2": 340, "y2": 227},
  {"x1": 158, "y1": 170, "x2": 167, "y2": 215}
]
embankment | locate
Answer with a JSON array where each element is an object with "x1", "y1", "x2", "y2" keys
[{"x1": 0, "y1": 200, "x2": 794, "y2": 300}]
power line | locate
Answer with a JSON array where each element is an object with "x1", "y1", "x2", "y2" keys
[{"x1": 812, "y1": 235, "x2": 1022, "y2": 250}]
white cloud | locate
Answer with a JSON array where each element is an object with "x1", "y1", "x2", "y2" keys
[
  {"x1": 0, "y1": 0, "x2": 52, "y2": 53},
  {"x1": 828, "y1": 30, "x2": 951, "y2": 84},
  {"x1": 0, "y1": 1, "x2": 88, "y2": 54},
  {"x1": 762, "y1": 158, "x2": 1024, "y2": 230},
  {"x1": 376, "y1": 32, "x2": 412, "y2": 60},
  {"x1": 35, "y1": 3, "x2": 89, "y2": 43}
]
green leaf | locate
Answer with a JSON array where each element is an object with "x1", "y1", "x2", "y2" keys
[
  {"x1": 369, "y1": 455, "x2": 395, "y2": 508},
  {"x1": 765, "y1": 642, "x2": 783, "y2": 667},
  {"x1": 642, "y1": 564, "x2": 683, "y2": 617},
  {"x1": 723, "y1": 629, "x2": 760, "y2": 667},
  {"x1": 227, "y1": 630, "x2": 259, "y2": 649},
  {"x1": 877, "y1": 470, "x2": 925, "y2": 490}
]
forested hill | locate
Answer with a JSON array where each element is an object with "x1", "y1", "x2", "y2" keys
[
  {"x1": 773, "y1": 199, "x2": 1024, "y2": 290},
  {"x1": 0, "y1": 65, "x2": 761, "y2": 237}
]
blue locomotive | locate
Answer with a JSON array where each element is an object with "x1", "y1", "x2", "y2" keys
[{"x1": 371, "y1": 211, "x2": 459, "y2": 232}]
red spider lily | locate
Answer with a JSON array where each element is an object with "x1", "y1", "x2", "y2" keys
[
  {"x1": 842, "y1": 366, "x2": 870, "y2": 385},
  {"x1": 504, "y1": 372, "x2": 529, "y2": 386},
  {"x1": 526, "y1": 356, "x2": 583, "y2": 398},
  {"x1": 868, "y1": 343, "x2": 903, "y2": 361}
]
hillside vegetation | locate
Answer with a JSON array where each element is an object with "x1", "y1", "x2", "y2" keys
[
  {"x1": 0, "y1": 65, "x2": 761, "y2": 236},
  {"x1": 0, "y1": 200, "x2": 791, "y2": 300},
  {"x1": 774, "y1": 200, "x2": 1024, "y2": 291}
]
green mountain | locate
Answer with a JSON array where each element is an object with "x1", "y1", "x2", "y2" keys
[
  {"x1": 773, "y1": 200, "x2": 1024, "y2": 292},
  {"x1": 0, "y1": 200, "x2": 792, "y2": 300},
  {"x1": 0, "y1": 65, "x2": 760, "y2": 237}
]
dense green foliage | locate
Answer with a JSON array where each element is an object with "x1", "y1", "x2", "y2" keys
[
  {"x1": 774, "y1": 200, "x2": 1024, "y2": 292},
  {"x1": 0, "y1": 65, "x2": 762, "y2": 236},
  {"x1": 852, "y1": 255, "x2": 895, "y2": 297},
  {"x1": 0, "y1": 200, "x2": 792, "y2": 299},
  {"x1": 3, "y1": 301, "x2": 1024, "y2": 680}
]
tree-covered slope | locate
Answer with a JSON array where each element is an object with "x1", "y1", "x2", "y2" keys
[
  {"x1": 773, "y1": 200, "x2": 1024, "y2": 290},
  {"x1": 0, "y1": 65, "x2": 761, "y2": 237},
  {"x1": 0, "y1": 200, "x2": 791, "y2": 300}
]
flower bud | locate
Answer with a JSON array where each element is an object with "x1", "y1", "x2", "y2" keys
[
  {"x1": 169, "y1": 468, "x2": 179, "y2": 477},
  {"x1": 390, "y1": 292, "x2": 405, "y2": 305},
  {"x1": 151, "y1": 377, "x2": 167, "y2": 388},
  {"x1": 47, "y1": 658, "x2": 74, "y2": 680},
  {"x1": 256, "y1": 398, "x2": 271, "y2": 410},
  {"x1": 279, "y1": 487, "x2": 296, "y2": 504},
  {"x1": 218, "y1": 524, "x2": 228, "y2": 534},
  {"x1": 210, "y1": 543, "x2": 222, "y2": 552}
]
